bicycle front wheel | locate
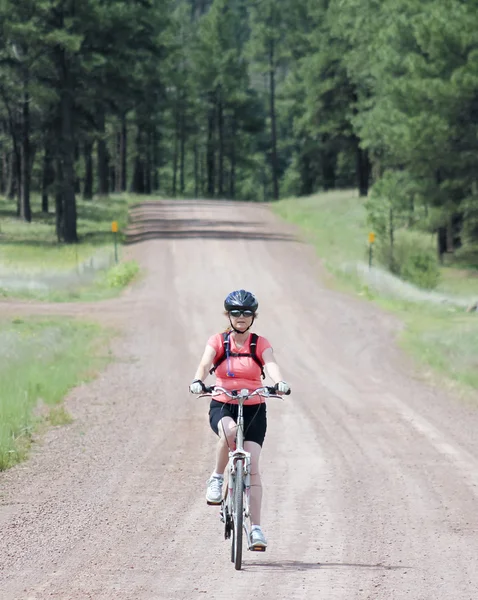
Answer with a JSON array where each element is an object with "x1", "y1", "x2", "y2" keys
[{"x1": 232, "y1": 459, "x2": 244, "y2": 570}]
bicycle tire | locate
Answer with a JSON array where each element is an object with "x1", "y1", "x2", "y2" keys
[{"x1": 233, "y1": 459, "x2": 244, "y2": 570}]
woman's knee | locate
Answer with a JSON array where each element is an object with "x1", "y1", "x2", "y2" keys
[
  {"x1": 245, "y1": 441, "x2": 262, "y2": 476},
  {"x1": 217, "y1": 418, "x2": 236, "y2": 447}
]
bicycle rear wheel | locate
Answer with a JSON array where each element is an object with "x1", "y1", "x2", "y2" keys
[{"x1": 232, "y1": 459, "x2": 244, "y2": 570}]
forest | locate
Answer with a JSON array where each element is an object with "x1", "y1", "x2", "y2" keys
[{"x1": 0, "y1": 0, "x2": 477, "y2": 267}]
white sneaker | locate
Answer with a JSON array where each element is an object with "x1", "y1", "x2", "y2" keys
[
  {"x1": 250, "y1": 526, "x2": 267, "y2": 550},
  {"x1": 206, "y1": 475, "x2": 223, "y2": 505}
]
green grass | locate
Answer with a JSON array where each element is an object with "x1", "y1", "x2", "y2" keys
[
  {"x1": 0, "y1": 317, "x2": 112, "y2": 470},
  {"x1": 0, "y1": 259, "x2": 140, "y2": 303},
  {"x1": 438, "y1": 265, "x2": 478, "y2": 297},
  {"x1": 0, "y1": 193, "x2": 142, "y2": 300},
  {"x1": 400, "y1": 310, "x2": 478, "y2": 390},
  {"x1": 274, "y1": 190, "x2": 478, "y2": 296},
  {"x1": 0, "y1": 193, "x2": 132, "y2": 269},
  {"x1": 273, "y1": 191, "x2": 478, "y2": 391},
  {"x1": 274, "y1": 190, "x2": 369, "y2": 272}
]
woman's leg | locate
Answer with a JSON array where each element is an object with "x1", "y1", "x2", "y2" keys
[
  {"x1": 244, "y1": 440, "x2": 263, "y2": 526},
  {"x1": 206, "y1": 415, "x2": 237, "y2": 504},
  {"x1": 214, "y1": 416, "x2": 237, "y2": 474}
]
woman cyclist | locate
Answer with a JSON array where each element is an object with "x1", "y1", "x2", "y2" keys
[{"x1": 189, "y1": 289, "x2": 290, "y2": 549}]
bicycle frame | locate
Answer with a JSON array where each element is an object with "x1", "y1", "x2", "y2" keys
[
  {"x1": 224, "y1": 393, "x2": 252, "y2": 547},
  {"x1": 198, "y1": 385, "x2": 283, "y2": 569}
]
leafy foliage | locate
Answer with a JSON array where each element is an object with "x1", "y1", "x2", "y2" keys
[{"x1": 0, "y1": 0, "x2": 476, "y2": 284}]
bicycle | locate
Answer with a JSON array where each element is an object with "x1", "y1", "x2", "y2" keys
[{"x1": 198, "y1": 385, "x2": 287, "y2": 570}]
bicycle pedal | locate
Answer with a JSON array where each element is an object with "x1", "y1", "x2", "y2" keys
[
  {"x1": 250, "y1": 545, "x2": 267, "y2": 552},
  {"x1": 206, "y1": 500, "x2": 222, "y2": 506}
]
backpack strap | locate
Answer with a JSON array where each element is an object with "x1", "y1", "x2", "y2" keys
[
  {"x1": 249, "y1": 333, "x2": 266, "y2": 379},
  {"x1": 209, "y1": 332, "x2": 230, "y2": 375},
  {"x1": 209, "y1": 332, "x2": 265, "y2": 379}
]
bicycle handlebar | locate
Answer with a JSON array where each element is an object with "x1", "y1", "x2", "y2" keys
[{"x1": 198, "y1": 385, "x2": 289, "y2": 400}]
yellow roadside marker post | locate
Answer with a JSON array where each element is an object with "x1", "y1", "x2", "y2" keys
[
  {"x1": 112, "y1": 221, "x2": 119, "y2": 264},
  {"x1": 368, "y1": 232, "x2": 375, "y2": 269}
]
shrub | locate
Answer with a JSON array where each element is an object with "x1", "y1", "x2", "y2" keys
[
  {"x1": 106, "y1": 260, "x2": 139, "y2": 288},
  {"x1": 376, "y1": 231, "x2": 440, "y2": 289},
  {"x1": 400, "y1": 247, "x2": 441, "y2": 289}
]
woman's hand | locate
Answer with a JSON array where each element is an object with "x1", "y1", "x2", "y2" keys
[
  {"x1": 274, "y1": 381, "x2": 290, "y2": 394},
  {"x1": 189, "y1": 379, "x2": 205, "y2": 394}
]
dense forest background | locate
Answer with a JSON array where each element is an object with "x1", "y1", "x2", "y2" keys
[{"x1": 1, "y1": 0, "x2": 477, "y2": 262}]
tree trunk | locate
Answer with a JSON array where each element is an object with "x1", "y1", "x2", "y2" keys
[
  {"x1": 389, "y1": 206, "x2": 395, "y2": 270},
  {"x1": 74, "y1": 142, "x2": 81, "y2": 194},
  {"x1": 172, "y1": 110, "x2": 179, "y2": 196},
  {"x1": 5, "y1": 151, "x2": 15, "y2": 200},
  {"x1": 115, "y1": 130, "x2": 121, "y2": 193},
  {"x1": 199, "y1": 147, "x2": 205, "y2": 196},
  {"x1": 55, "y1": 176, "x2": 64, "y2": 242},
  {"x1": 97, "y1": 106, "x2": 109, "y2": 196},
  {"x1": 121, "y1": 112, "x2": 127, "y2": 191},
  {"x1": 14, "y1": 142, "x2": 21, "y2": 215},
  {"x1": 54, "y1": 44, "x2": 78, "y2": 243},
  {"x1": 269, "y1": 38, "x2": 279, "y2": 201},
  {"x1": 4, "y1": 103, "x2": 20, "y2": 208},
  {"x1": 131, "y1": 126, "x2": 145, "y2": 193},
  {"x1": 59, "y1": 89, "x2": 77, "y2": 243},
  {"x1": 132, "y1": 156, "x2": 145, "y2": 193},
  {"x1": 0, "y1": 149, "x2": 6, "y2": 195},
  {"x1": 83, "y1": 140, "x2": 93, "y2": 199},
  {"x1": 0, "y1": 120, "x2": 5, "y2": 194},
  {"x1": 9, "y1": 121, "x2": 21, "y2": 212},
  {"x1": 229, "y1": 115, "x2": 236, "y2": 199},
  {"x1": 194, "y1": 142, "x2": 199, "y2": 197},
  {"x1": 1, "y1": 123, "x2": 8, "y2": 195},
  {"x1": 446, "y1": 218, "x2": 455, "y2": 253},
  {"x1": 20, "y1": 86, "x2": 32, "y2": 221},
  {"x1": 217, "y1": 92, "x2": 224, "y2": 197},
  {"x1": 322, "y1": 146, "x2": 336, "y2": 191},
  {"x1": 207, "y1": 92, "x2": 216, "y2": 197},
  {"x1": 110, "y1": 163, "x2": 116, "y2": 193},
  {"x1": 180, "y1": 103, "x2": 186, "y2": 195},
  {"x1": 41, "y1": 142, "x2": 54, "y2": 213},
  {"x1": 437, "y1": 226, "x2": 447, "y2": 263},
  {"x1": 152, "y1": 128, "x2": 159, "y2": 191},
  {"x1": 299, "y1": 152, "x2": 314, "y2": 196},
  {"x1": 356, "y1": 144, "x2": 371, "y2": 197},
  {"x1": 145, "y1": 129, "x2": 152, "y2": 194}
]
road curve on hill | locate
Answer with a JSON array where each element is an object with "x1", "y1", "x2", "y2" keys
[{"x1": 1, "y1": 199, "x2": 478, "y2": 600}]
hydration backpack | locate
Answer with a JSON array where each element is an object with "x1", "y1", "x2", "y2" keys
[{"x1": 209, "y1": 332, "x2": 265, "y2": 379}]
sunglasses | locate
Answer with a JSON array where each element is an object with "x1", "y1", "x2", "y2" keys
[{"x1": 229, "y1": 309, "x2": 255, "y2": 318}]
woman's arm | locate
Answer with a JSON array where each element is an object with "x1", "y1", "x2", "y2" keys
[
  {"x1": 193, "y1": 345, "x2": 217, "y2": 382},
  {"x1": 261, "y1": 347, "x2": 285, "y2": 385}
]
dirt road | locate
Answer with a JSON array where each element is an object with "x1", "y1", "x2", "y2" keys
[{"x1": 1, "y1": 200, "x2": 478, "y2": 600}]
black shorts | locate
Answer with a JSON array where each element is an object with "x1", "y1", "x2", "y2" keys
[{"x1": 209, "y1": 400, "x2": 267, "y2": 447}]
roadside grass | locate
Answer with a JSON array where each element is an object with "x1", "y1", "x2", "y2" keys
[
  {"x1": 273, "y1": 191, "x2": 478, "y2": 391},
  {"x1": 0, "y1": 258, "x2": 140, "y2": 302},
  {"x1": 273, "y1": 190, "x2": 369, "y2": 276},
  {"x1": 0, "y1": 193, "x2": 131, "y2": 269},
  {"x1": 439, "y1": 256, "x2": 478, "y2": 297},
  {"x1": 0, "y1": 193, "x2": 141, "y2": 300},
  {"x1": 400, "y1": 309, "x2": 478, "y2": 390},
  {"x1": 0, "y1": 317, "x2": 112, "y2": 470}
]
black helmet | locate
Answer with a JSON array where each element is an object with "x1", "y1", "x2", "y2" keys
[{"x1": 224, "y1": 289, "x2": 258, "y2": 313}]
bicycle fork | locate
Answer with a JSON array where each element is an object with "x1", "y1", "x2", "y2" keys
[{"x1": 222, "y1": 451, "x2": 251, "y2": 540}]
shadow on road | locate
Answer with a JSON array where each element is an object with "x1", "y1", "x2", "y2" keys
[
  {"x1": 244, "y1": 560, "x2": 411, "y2": 572},
  {"x1": 124, "y1": 201, "x2": 298, "y2": 245}
]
